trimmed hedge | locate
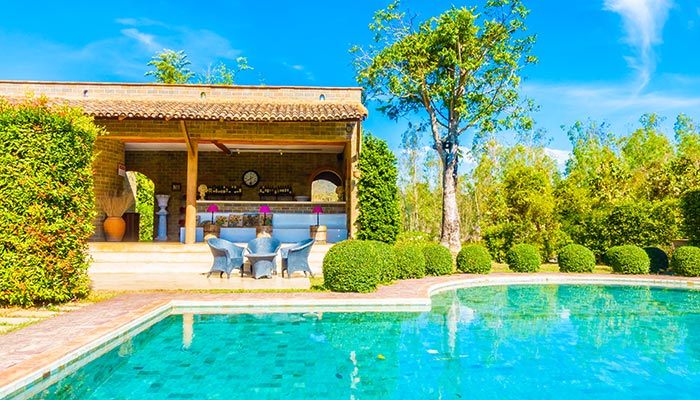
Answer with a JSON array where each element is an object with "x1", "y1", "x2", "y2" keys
[
  {"x1": 558, "y1": 244, "x2": 595, "y2": 273},
  {"x1": 506, "y1": 244, "x2": 541, "y2": 273},
  {"x1": 605, "y1": 245, "x2": 650, "y2": 275},
  {"x1": 643, "y1": 247, "x2": 669, "y2": 274},
  {"x1": 393, "y1": 243, "x2": 427, "y2": 279},
  {"x1": 456, "y1": 245, "x2": 492, "y2": 274},
  {"x1": 322, "y1": 240, "x2": 396, "y2": 292},
  {"x1": 670, "y1": 246, "x2": 700, "y2": 277},
  {"x1": 422, "y1": 244, "x2": 454, "y2": 276},
  {"x1": 1, "y1": 99, "x2": 99, "y2": 306}
]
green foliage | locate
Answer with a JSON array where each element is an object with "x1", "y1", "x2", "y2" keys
[
  {"x1": 670, "y1": 246, "x2": 700, "y2": 277},
  {"x1": 134, "y1": 173, "x2": 154, "y2": 241},
  {"x1": 0, "y1": 99, "x2": 98, "y2": 306},
  {"x1": 198, "y1": 58, "x2": 253, "y2": 85},
  {"x1": 357, "y1": 133, "x2": 401, "y2": 244},
  {"x1": 681, "y1": 189, "x2": 700, "y2": 246},
  {"x1": 145, "y1": 49, "x2": 194, "y2": 84},
  {"x1": 393, "y1": 243, "x2": 427, "y2": 279},
  {"x1": 422, "y1": 244, "x2": 454, "y2": 276},
  {"x1": 506, "y1": 244, "x2": 541, "y2": 272},
  {"x1": 396, "y1": 230, "x2": 436, "y2": 245},
  {"x1": 605, "y1": 245, "x2": 650, "y2": 275},
  {"x1": 353, "y1": 0, "x2": 536, "y2": 250},
  {"x1": 322, "y1": 240, "x2": 396, "y2": 292},
  {"x1": 456, "y1": 245, "x2": 491, "y2": 274},
  {"x1": 557, "y1": 244, "x2": 595, "y2": 273},
  {"x1": 643, "y1": 247, "x2": 669, "y2": 274}
]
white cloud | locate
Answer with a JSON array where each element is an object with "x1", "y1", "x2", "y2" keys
[
  {"x1": 282, "y1": 62, "x2": 315, "y2": 81},
  {"x1": 120, "y1": 28, "x2": 158, "y2": 50},
  {"x1": 543, "y1": 148, "x2": 571, "y2": 167},
  {"x1": 603, "y1": 0, "x2": 673, "y2": 89}
]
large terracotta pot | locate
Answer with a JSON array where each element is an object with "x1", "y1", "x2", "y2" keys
[{"x1": 103, "y1": 216, "x2": 126, "y2": 242}]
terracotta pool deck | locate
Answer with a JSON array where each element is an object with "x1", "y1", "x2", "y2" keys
[{"x1": 2, "y1": 273, "x2": 700, "y2": 396}]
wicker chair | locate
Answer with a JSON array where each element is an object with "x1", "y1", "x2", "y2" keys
[
  {"x1": 206, "y1": 237, "x2": 245, "y2": 278},
  {"x1": 281, "y1": 239, "x2": 315, "y2": 278}
]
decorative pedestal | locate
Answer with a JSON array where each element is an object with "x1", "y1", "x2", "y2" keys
[
  {"x1": 256, "y1": 225, "x2": 273, "y2": 238},
  {"x1": 310, "y1": 225, "x2": 327, "y2": 244},
  {"x1": 155, "y1": 194, "x2": 170, "y2": 241},
  {"x1": 204, "y1": 224, "x2": 220, "y2": 240}
]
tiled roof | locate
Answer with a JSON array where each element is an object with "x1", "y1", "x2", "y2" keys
[{"x1": 2, "y1": 97, "x2": 368, "y2": 122}]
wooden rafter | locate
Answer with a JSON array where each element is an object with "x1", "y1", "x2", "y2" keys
[{"x1": 211, "y1": 141, "x2": 231, "y2": 155}]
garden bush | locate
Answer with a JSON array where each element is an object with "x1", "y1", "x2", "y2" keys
[
  {"x1": 670, "y1": 246, "x2": 700, "y2": 277},
  {"x1": 643, "y1": 247, "x2": 669, "y2": 274},
  {"x1": 422, "y1": 244, "x2": 454, "y2": 276},
  {"x1": 557, "y1": 244, "x2": 595, "y2": 273},
  {"x1": 323, "y1": 240, "x2": 396, "y2": 292},
  {"x1": 393, "y1": 243, "x2": 426, "y2": 279},
  {"x1": 605, "y1": 245, "x2": 650, "y2": 275},
  {"x1": 681, "y1": 190, "x2": 700, "y2": 246},
  {"x1": 0, "y1": 99, "x2": 99, "y2": 306},
  {"x1": 506, "y1": 244, "x2": 541, "y2": 273},
  {"x1": 456, "y1": 245, "x2": 492, "y2": 274}
]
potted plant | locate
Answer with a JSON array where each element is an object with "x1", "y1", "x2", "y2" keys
[{"x1": 98, "y1": 192, "x2": 134, "y2": 242}]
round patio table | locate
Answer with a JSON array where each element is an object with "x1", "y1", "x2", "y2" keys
[{"x1": 245, "y1": 253, "x2": 277, "y2": 279}]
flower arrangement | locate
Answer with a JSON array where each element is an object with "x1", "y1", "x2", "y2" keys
[{"x1": 98, "y1": 192, "x2": 134, "y2": 217}]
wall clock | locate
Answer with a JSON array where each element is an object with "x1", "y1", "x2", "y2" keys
[{"x1": 242, "y1": 170, "x2": 260, "y2": 187}]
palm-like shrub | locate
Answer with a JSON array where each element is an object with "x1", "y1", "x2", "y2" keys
[
  {"x1": 506, "y1": 244, "x2": 541, "y2": 273},
  {"x1": 422, "y1": 244, "x2": 454, "y2": 276},
  {"x1": 558, "y1": 244, "x2": 595, "y2": 273},
  {"x1": 456, "y1": 245, "x2": 492, "y2": 274},
  {"x1": 670, "y1": 246, "x2": 700, "y2": 277},
  {"x1": 605, "y1": 245, "x2": 650, "y2": 274},
  {"x1": 393, "y1": 243, "x2": 427, "y2": 279},
  {"x1": 323, "y1": 240, "x2": 395, "y2": 292}
]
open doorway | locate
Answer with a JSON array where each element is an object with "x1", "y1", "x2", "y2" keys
[
  {"x1": 311, "y1": 170, "x2": 343, "y2": 202},
  {"x1": 126, "y1": 171, "x2": 155, "y2": 241}
]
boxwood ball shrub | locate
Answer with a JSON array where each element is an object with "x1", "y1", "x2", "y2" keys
[
  {"x1": 558, "y1": 244, "x2": 596, "y2": 273},
  {"x1": 605, "y1": 245, "x2": 650, "y2": 275},
  {"x1": 644, "y1": 247, "x2": 669, "y2": 274},
  {"x1": 456, "y1": 244, "x2": 492, "y2": 274},
  {"x1": 322, "y1": 240, "x2": 395, "y2": 292},
  {"x1": 0, "y1": 99, "x2": 98, "y2": 306},
  {"x1": 393, "y1": 243, "x2": 426, "y2": 279},
  {"x1": 506, "y1": 244, "x2": 541, "y2": 273},
  {"x1": 670, "y1": 246, "x2": 700, "y2": 277},
  {"x1": 422, "y1": 244, "x2": 454, "y2": 276}
]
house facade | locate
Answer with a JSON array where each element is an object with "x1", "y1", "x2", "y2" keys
[{"x1": 0, "y1": 81, "x2": 367, "y2": 244}]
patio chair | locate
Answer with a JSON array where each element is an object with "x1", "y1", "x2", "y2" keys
[
  {"x1": 281, "y1": 238, "x2": 315, "y2": 278},
  {"x1": 246, "y1": 237, "x2": 282, "y2": 276},
  {"x1": 206, "y1": 237, "x2": 245, "y2": 278}
]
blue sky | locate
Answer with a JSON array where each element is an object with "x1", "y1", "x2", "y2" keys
[{"x1": 1, "y1": 0, "x2": 699, "y2": 166}]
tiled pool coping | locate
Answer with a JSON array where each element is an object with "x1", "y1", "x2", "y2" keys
[{"x1": 2, "y1": 273, "x2": 700, "y2": 397}]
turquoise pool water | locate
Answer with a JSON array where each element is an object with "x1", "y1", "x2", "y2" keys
[{"x1": 27, "y1": 285, "x2": 700, "y2": 399}]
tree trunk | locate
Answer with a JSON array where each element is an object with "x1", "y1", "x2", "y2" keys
[{"x1": 440, "y1": 146, "x2": 461, "y2": 253}]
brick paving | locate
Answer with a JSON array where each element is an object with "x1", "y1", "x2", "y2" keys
[{"x1": 2, "y1": 272, "x2": 700, "y2": 397}]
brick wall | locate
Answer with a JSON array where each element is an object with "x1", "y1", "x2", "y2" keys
[
  {"x1": 126, "y1": 150, "x2": 345, "y2": 240},
  {"x1": 92, "y1": 139, "x2": 126, "y2": 241}
]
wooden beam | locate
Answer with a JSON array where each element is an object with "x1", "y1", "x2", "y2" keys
[
  {"x1": 180, "y1": 120, "x2": 198, "y2": 244},
  {"x1": 211, "y1": 141, "x2": 231, "y2": 155}
]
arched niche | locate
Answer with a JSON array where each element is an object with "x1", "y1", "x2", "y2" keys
[{"x1": 309, "y1": 167, "x2": 344, "y2": 201}]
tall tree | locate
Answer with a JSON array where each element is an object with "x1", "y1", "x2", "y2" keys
[
  {"x1": 145, "y1": 49, "x2": 194, "y2": 84},
  {"x1": 357, "y1": 133, "x2": 402, "y2": 244},
  {"x1": 352, "y1": 0, "x2": 536, "y2": 252},
  {"x1": 198, "y1": 57, "x2": 253, "y2": 85}
]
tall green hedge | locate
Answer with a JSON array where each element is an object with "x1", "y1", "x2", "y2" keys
[
  {"x1": 0, "y1": 99, "x2": 99, "y2": 306},
  {"x1": 356, "y1": 133, "x2": 401, "y2": 244},
  {"x1": 681, "y1": 189, "x2": 700, "y2": 246}
]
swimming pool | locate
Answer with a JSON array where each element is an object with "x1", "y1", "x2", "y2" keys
[{"x1": 10, "y1": 283, "x2": 700, "y2": 399}]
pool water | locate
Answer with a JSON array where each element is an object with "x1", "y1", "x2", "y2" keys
[{"x1": 29, "y1": 285, "x2": 700, "y2": 399}]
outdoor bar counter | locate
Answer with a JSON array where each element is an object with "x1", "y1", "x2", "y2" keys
[{"x1": 181, "y1": 201, "x2": 347, "y2": 243}]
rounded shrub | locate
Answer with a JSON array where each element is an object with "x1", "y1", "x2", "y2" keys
[
  {"x1": 670, "y1": 246, "x2": 700, "y2": 277},
  {"x1": 323, "y1": 240, "x2": 395, "y2": 292},
  {"x1": 506, "y1": 244, "x2": 541, "y2": 273},
  {"x1": 558, "y1": 244, "x2": 595, "y2": 273},
  {"x1": 393, "y1": 243, "x2": 427, "y2": 279},
  {"x1": 605, "y1": 245, "x2": 650, "y2": 274},
  {"x1": 643, "y1": 247, "x2": 669, "y2": 274},
  {"x1": 422, "y1": 244, "x2": 454, "y2": 276},
  {"x1": 456, "y1": 245, "x2": 492, "y2": 274}
]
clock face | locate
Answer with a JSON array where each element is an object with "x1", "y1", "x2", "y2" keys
[{"x1": 242, "y1": 170, "x2": 260, "y2": 187}]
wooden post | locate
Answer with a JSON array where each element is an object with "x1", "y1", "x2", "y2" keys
[
  {"x1": 347, "y1": 121, "x2": 361, "y2": 239},
  {"x1": 182, "y1": 121, "x2": 198, "y2": 244}
]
